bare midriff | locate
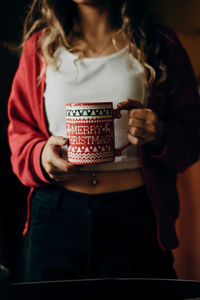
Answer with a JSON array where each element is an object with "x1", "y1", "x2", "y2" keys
[{"x1": 57, "y1": 168, "x2": 144, "y2": 194}]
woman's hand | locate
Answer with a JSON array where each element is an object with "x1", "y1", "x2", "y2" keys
[
  {"x1": 41, "y1": 135, "x2": 81, "y2": 182},
  {"x1": 118, "y1": 99, "x2": 165, "y2": 149}
]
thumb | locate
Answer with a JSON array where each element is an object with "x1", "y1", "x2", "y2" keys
[
  {"x1": 118, "y1": 98, "x2": 145, "y2": 110},
  {"x1": 49, "y1": 135, "x2": 69, "y2": 146}
]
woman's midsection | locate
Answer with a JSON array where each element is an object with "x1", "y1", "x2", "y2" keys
[{"x1": 57, "y1": 168, "x2": 144, "y2": 194}]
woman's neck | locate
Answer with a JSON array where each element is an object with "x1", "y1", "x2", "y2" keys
[
  {"x1": 76, "y1": 4, "x2": 114, "y2": 40},
  {"x1": 71, "y1": 2, "x2": 126, "y2": 58}
]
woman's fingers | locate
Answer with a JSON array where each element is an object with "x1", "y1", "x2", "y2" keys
[
  {"x1": 128, "y1": 118, "x2": 146, "y2": 129},
  {"x1": 118, "y1": 98, "x2": 145, "y2": 110},
  {"x1": 127, "y1": 133, "x2": 144, "y2": 145},
  {"x1": 127, "y1": 107, "x2": 161, "y2": 145},
  {"x1": 46, "y1": 165, "x2": 79, "y2": 181},
  {"x1": 49, "y1": 135, "x2": 69, "y2": 147},
  {"x1": 129, "y1": 118, "x2": 156, "y2": 134},
  {"x1": 129, "y1": 109, "x2": 157, "y2": 129},
  {"x1": 129, "y1": 108, "x2": 157, "y2": 121},
  {"x1": 128, "y1": 127, "x2": 155, "y2": 143},
  {"x1": 49, "y1": 149, "x2": 74, "y2": 173},
  {"x1": 41, "y1": 135, "x2": 81, "y2": 181}
]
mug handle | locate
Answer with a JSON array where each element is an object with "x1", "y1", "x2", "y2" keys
[{"x1": 113, "y1": 108, "x2": 131, "y2": 156}]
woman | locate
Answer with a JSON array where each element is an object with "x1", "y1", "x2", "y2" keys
[{"x1": 7, "y1": 0, "x2": 200, "y2": 282}]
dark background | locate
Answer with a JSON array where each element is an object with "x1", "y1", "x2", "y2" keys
[{"x1": 0, "y1": 1, "x2": 31, "y2": 282}]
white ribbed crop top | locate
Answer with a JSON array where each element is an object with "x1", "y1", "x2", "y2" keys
[{"x1": 44, "y1": 45, "x2": 149, "y2": 171}]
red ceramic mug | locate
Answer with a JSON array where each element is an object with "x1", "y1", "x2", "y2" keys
[{"x1": 65, "y1": 102, "x2": 130, "y2": 165}]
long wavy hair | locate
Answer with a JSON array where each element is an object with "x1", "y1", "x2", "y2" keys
[{"x1": 22, "y1": 0, "x2": 166, "y2": 84}]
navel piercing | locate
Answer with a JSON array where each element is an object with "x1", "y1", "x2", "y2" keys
[{"x1": 91, "y1": 172, "x2": 98, "y2": 185}]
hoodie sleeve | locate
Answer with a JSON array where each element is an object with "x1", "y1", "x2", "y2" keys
[
  {"x1": 7, "y1": 32, "x2": 52, "y2": 187},
  {"x1": 144, "y1": 29, "x2": 200, "y2": 172}
]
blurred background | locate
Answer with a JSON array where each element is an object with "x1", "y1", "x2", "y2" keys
[
  {"x1": 0, "y1": 0, "x2": 30, "y2": 283},
  {"x1": 0, "y1": 0, "x2": 200, "y2": 282}
]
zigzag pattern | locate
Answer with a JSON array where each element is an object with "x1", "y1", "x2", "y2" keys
[
  {"x1": 66, "y1": 117, "x2": 112, "y2": 124},
  {"x1": 68, "y1": 152, "x2": 114, "y2": 164}
]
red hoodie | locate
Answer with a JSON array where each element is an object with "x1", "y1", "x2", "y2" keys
[{"x1": 7, "y1": 26, "x2": 200, "y2": 251}]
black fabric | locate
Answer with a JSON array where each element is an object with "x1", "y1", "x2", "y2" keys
[{"x1": 21, "y1": 185, "x2": 177, "y2": 282}]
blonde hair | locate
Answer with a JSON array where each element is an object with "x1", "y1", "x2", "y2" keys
[{"x1": 22, "y1": 0, "x2": 167, "y2": 84}]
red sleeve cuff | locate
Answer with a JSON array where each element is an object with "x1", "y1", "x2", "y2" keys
[{"x1": 31, "y1": 140, "x2": 52, "y2": 184}]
